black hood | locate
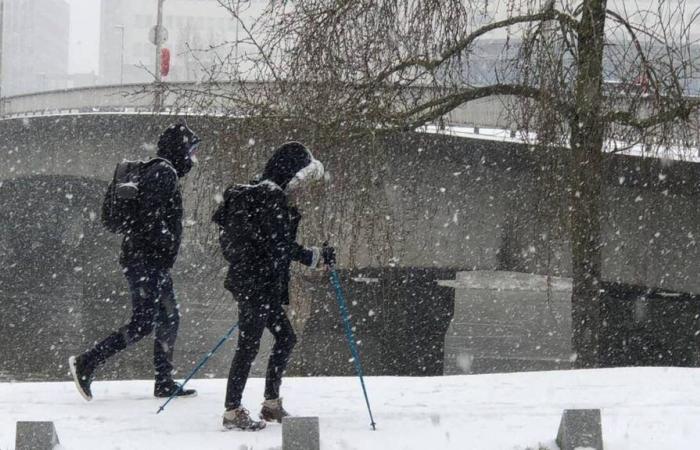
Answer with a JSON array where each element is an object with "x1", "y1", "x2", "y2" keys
[
  {"x1": 157, "y1": 123, "x2": 201, "y2": 177},
  {"x1": 261, "y1": 142, "x2": 324, "y2": 191}
]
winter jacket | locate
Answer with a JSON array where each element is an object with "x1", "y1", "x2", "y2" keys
[
  {"x1": 119, "y1": 158, "x2": 183, "y2": 269},
  {"x1": 119, "y1": 124, "x2": 200, "y2": 269},
  {"x1": 212, "y1": 142, "x2": 324, "y2": 305}
]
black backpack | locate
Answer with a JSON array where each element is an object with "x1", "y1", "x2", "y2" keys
[
  {"x1": 101, "y1": 159, "x2": 160, "y2": 234},
  {"x1": 212, "y1": 184, "x2": 258, "y2": 262}
]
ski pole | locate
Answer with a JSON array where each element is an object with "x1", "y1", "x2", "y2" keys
[
  {"x1": 156, "y1": 321, "x2": 239, "y2": 414},
  {"x1": 328, "y1": 266, "x2": 377, "y2": 430}
]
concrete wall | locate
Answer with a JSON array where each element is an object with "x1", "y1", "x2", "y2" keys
[
  {"x1": 441, "y1": 271, "x2": 573, "y2": 375},
  {"x1": 0, "y1": 114, "x2": 698, "y2": 381}
]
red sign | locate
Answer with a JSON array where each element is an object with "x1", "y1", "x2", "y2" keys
[{"x1": 161, "y1": 48, "x2": 171, "y2": 77}]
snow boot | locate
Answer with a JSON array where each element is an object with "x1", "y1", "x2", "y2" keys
[
  {"x1": 154, "y1": 380, "x2": 197, "y2": 398},
  {"x1": 68, "y1": 354, "x2": 94, "y2": 402},
  {"x1": 260, "y1": 397, "x2": 290, "y2": 423},
  {"x1": 223, "y1": 407, "x2": 266, "y2": 431}
]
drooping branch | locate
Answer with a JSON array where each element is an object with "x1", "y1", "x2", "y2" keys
[
  {"x1": 373, "y1": 8, "x2": 580, "y2": 85},
  {"x1": 216, "y1": 0, "x2": 283, "y2": 83},
  {"x1": 605, "y1": 97, "x2": 700, "y2": 128},
  {"x1": 605, "y1": 9, "x2": 661, "y2": 99},
  {"x1": 400, "y1": 83, "x2": 572, "y2": 130}
]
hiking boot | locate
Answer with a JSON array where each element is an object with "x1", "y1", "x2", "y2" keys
[
  {"x1": 154, "y1": 380, "x2": 197, "y2": 398},
  {"x1": 223, "y1": 407, "x2": 266, "y2": 431},
  {"x1": 260, "y1": 397, "x2": 290, "y2": 423},
  {"x1": 69, "y1": 355, "x2": 94, "y2": 402}
]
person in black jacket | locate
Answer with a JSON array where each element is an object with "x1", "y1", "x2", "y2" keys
[
  {"x1": 212, "y1": 141, "x2": 335, "y2": 431},
  {"x1": 68, "y1": 124, "x2": 201, "y2": 401}
]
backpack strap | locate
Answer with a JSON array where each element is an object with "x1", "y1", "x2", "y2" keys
[
  {"x1": 137, "y1": 158, "x2": 179, "y2": 195},
  {"x1": 149, "y1": 157, "x2": 178, "y2": 177}
]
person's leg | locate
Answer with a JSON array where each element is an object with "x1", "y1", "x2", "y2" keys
[
  {"x1": 83, "y1": 266, "x2": 157, "y2": 369},
  {"x1": 70, "y1": 265, "x2": 157, "y2": 400},
  {"x1": 259, "y1": 302, "x2": 297, "y2": 422},
  {"x1": 152, "y1": 269, "x2": 179, "y2": 387},
  {"x1": 263, "y1": 303, "x2": 297, "y2": 401},
  {"x1": 224, "y1": 300, "x2": 267, "y2": 410}
]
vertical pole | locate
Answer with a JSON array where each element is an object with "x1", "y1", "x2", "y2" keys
[
  {"x1": 114, "y1": 25, "x2": 125, "y2": 85},
  {"x1": 0, "y1": 0, "x2": 4, "y2": 114},
  {"x1": 154, "y1": 0, "x2": 165, "y2": 111},
  {"x1": 120, "y1": 26, "x2": 124, "y2": 85},
  {"x1": 329, "y1": 268, "x2": 377, "y2": 430}
]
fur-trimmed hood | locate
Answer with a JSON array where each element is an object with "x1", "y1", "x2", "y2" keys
[{"x1": 261, "y1": 142, "x2": 324, "y2": 191}]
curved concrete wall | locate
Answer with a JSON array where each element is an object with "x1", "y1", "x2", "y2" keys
[
  {"x1": 0, "y1": 114, "x2": 698, "y2": 381},
  {"x1": 0, "y1": 84, "x2": 516, "y2": 130}
]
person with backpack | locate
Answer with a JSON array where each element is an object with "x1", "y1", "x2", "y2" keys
[
  {"x1": 68, "y1": 123, "x2": 201, "y2": 402},
  {"x1": 212, "y1": 141, "x2": 335, "y2": 431}
]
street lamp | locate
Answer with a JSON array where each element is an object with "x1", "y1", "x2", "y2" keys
[{"x1": 114, "y1": 24, "x2": 125, "y2": 85}]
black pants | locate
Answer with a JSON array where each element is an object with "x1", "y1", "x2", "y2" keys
[
  {"x1": 83, "y1": 265, "x2": 180, "y2": 385},
  {"x1": 225, "y1": 296, "x2": 297, "y2": 410}
]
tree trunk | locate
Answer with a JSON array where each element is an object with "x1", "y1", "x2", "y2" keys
[{"x1": 569, "y1": 0, "x2": 608, "y2": 368}]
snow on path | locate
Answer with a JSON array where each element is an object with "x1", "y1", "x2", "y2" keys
[{"x1": 1, "y1": 368, "x2": 700, "y2": 449}]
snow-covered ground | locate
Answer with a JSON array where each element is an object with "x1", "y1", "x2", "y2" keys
[{"x1": 2, "y1": 368, "x2": 700, "y2": 449}]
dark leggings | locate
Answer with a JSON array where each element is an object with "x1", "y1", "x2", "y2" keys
[
  {"x1": 225, "y1": 297, "x2": 297, "y2": 410},
  {"x1": 83, "y1": 265, "x2": 180, "y2": 384}
]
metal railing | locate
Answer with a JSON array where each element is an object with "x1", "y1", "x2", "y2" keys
[
  {"x1": 1, "y1": 84, "x2": 698, "y2": 160},
  {"x1": 0, "y1": 83, "x2": 177, "y2": 118},
  {"x1": 0, "y1": 82, "x2": 517, "y2": 129}
]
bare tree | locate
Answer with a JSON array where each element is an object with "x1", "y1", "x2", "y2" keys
[{"x1": 169, "y1": 0, "x2": 700, "y2": 368}]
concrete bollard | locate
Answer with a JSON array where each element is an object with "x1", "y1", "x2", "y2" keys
[
  {"x1": 556, "y1": 409, "x2": 604, "y2": 450},
  {"x1": 15, "y1": 421, "x2": 60, "y2": 450},
  {"x1": 282, "y1": 416, "x2": 320, "y2": 450}
]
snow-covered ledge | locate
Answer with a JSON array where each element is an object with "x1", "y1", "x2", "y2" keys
[{"x1": 437, "y1": 270, "x2": 572, "y2": 292}]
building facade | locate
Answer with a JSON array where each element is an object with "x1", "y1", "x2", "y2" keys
[
  {"x1": 99, "y1": 0, "x2": 258, "y2": 85},
  {"x1": 1, "y1": 0, "x2": 70, "y2": 96}
]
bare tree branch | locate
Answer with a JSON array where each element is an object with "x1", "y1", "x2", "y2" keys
[
  {"x1": 373, "y1": 8, "x2": 580, "y2": 85},
  {"x1": 400, "y1": 83, "x2": 572, "y2": 130},
  {"x1": 605, "y1": 8, "x2": 661, "y2": 100},
  {"x1": 605, "y1": 97, "x2": 700, "y2": 128}
]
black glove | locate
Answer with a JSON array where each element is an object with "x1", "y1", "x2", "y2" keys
[{"x1": 322, "y1": 243, "x2": 336, "y2": 266}]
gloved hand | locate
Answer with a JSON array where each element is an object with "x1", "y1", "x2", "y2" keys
[{"x1": 322, "y1": 242, "x2": 336, "y2": 267}]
